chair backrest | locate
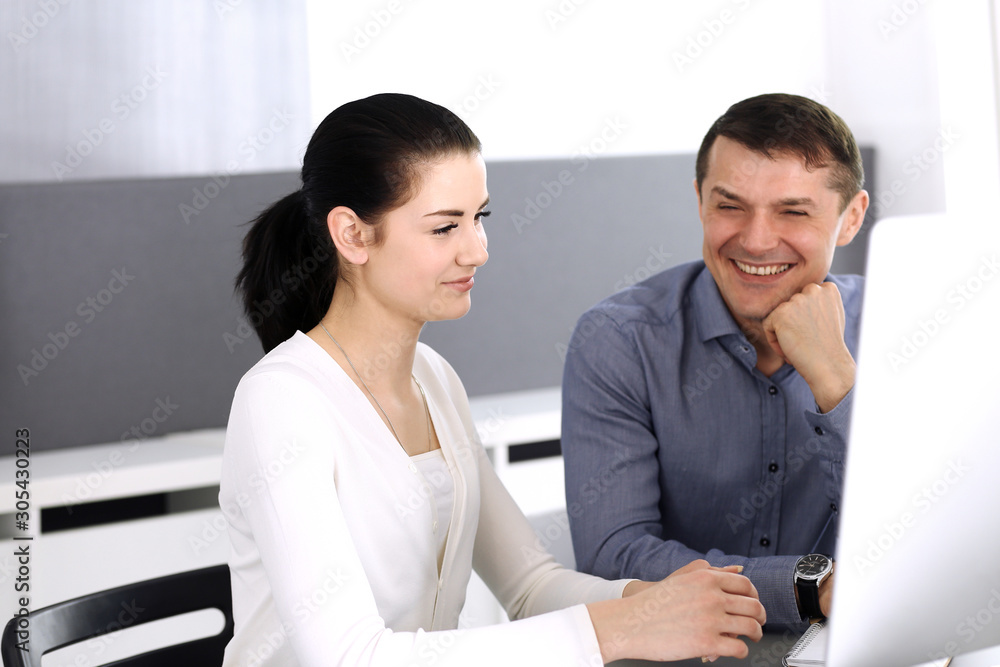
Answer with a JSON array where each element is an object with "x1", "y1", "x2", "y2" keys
[{"x1": 1, "y1": 564, "x2": 233, "y2": 667}]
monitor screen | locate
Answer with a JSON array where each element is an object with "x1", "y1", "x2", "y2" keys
[{"x1": 827, "y1": 214, "x2": 1000, "y2": 666}]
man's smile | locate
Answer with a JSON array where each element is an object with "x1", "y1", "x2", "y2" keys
[{"x1": 732, "y1": 260, "x2": 793, "y2": 277}]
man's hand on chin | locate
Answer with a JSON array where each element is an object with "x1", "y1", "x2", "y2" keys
[{"x1": 762, "y1": 282, "x2": 856, "y2": 413}]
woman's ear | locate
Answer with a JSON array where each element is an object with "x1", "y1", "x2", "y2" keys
[{"x1": 327, "y1": 206, "x2": 374, "y2": 265}]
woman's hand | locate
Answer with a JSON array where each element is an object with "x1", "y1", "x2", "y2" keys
[{"x1": 587, "y1": 560, "x2": 766, "y2": 663}]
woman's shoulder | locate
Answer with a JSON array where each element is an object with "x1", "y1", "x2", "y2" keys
[
  {"x1": 236, "y1": 331, "x2": 340, "y2": 398},
  {"x1": 413, "y1": 341, "x2": 464, "y2": 392}
]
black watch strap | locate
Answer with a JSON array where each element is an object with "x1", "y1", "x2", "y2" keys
[{"x1": 798, "y1": 579, "x2": 824, "y2": 620}]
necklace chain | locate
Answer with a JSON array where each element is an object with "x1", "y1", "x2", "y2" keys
[{"x1": 319, "y1": 323, "x2": 431, "y2": 453}]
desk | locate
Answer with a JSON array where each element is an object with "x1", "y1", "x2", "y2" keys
[{"x1": 610, "y1": 630, "x2": 1000, "y2": 666}]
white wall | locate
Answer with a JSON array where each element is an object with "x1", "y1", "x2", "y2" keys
[
  {"x1": 3, "y1": 1, "x2": 995, "y2": 215},
  {"x1": 928, "y1": 0, "x2": 1000, "y2": 213},
  {"x1": 823, "y1": 0, "x2": 946, "y2": 219},
  {"x1": 307, "y1": 1, "x2": 830, "y2": 162},
  {"x1": 305, "y1": 0, "x2": 990, "y2": 222},
  {"x1": 0, "y1": 0, "x2": 312, "y2": 184}
]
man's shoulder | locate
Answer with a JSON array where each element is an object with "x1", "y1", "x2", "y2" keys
[
  {"x1": 580, "y1": 260, "x2": 706, "y2": 328},
  {"x1": 827, "y1": 272, "x2": 865, "y2": 318}
]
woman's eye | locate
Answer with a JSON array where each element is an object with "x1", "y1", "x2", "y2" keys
[
  {"x1": 475, "y1": 210, "x2": 492, "y2": 222},
  {"x1": 432, "y1": 223, "x2": 459, "y2": 236}
]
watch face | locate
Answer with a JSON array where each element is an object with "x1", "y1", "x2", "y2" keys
[{"x1": 796, "y1": 554, "x2": 832, "y2": 580}]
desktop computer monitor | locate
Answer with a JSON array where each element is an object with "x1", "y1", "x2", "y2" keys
[{"x1": 827, "y1": 214, "x2": 1000, "y2": 666}]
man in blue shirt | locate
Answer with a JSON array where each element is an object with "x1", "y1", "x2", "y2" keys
[{"x1": 561, "y1": 94, "x2": 870, "y2": 629}]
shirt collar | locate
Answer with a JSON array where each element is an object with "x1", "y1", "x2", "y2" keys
[{"x1": 692, "y1": 264, "x2": 744, "y2": 343}]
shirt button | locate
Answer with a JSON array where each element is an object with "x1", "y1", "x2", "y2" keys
[
  {"x1": 830, "y1": 503, "x2": 838, "y2": 512},
  {"x1": 760, "y1": 537, "x2": 771, "y2": 547},
  {"x1": 408, "y1": 463, "x2": 417, "y2": 473},
  {"x1": 768, "y1": 462, "x2": 779, "y2": 473},
  {"x1": 768, "y1": 386, "x2": 778, "y2": 395},
  {"x1": 815, "y1": 426, "x2": 824, "y2": 435},
  {"x1": 432, "y1": 520, "x2": 438, "y2": 531}
]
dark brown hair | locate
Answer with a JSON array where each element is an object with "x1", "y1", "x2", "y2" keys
[
  {"x1": 695, "y1": 93, "x2": 864, "y2": 211},
  {"x1": 235, "y1": 93, "x2": 482, "y2": 352}
]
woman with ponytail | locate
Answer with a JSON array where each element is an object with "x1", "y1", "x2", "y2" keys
[{"x1": 221, "y1": 93, "x2": 765, "y2": 666}]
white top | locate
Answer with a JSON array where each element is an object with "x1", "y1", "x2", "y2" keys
[
  {"x1": 410, "y1": 449, "x2": 453, "y2": 572},
  {"x1": 219, "y1": 332, "x2": 627, "y2": 666}
]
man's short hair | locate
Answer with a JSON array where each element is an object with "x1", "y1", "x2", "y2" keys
[{"x1": 695, "y1": 93, "x2": 864, "y2": 212}]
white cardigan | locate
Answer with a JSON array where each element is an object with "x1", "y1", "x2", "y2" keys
[{"x1": 219, "y1": 332, "x2": 627, "y2": 666}]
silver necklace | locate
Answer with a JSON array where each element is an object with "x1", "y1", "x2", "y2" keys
[{"x1": 319, "y1": 322, "x2": 431, "y2": 453}]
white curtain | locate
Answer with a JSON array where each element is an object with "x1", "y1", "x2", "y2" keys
[{"x1": 0, "y1": 0, "x2": 310, "y2": 184}]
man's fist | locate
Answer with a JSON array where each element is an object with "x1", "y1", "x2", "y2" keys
[{"x1": 762, "y1": 282, "x2": 856, "y2": 413}]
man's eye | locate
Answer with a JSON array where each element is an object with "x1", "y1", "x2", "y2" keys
[
  {"x1": 432, "y1": 223, "x2": 458, "y2": 236},
  {"x1": 783, "y1": 210, "x2": 807, "y2": 216}
]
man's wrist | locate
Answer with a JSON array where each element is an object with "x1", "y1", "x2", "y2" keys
[
  {"x1": 810, "y1": 358, "x2": 856, "y2": 414},
  {"x1": 793, "y1": 554, "x2": 833, "y2": 620}
]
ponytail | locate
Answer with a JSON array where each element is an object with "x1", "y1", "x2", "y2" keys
[
  {"x1": 235, "y1": 93, "x2": 481, "y2": 353},
  {"x1": 235, "y1": 190, "x2": 336, "y2": 353}
]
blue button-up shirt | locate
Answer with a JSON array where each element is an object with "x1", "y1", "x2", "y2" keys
[{"x1": 561, "y1": 260, "x2": 863, "y2": 628}]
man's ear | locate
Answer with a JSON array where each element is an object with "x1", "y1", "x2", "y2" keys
[
  {"x1": 836, "y1": 190, "x2": 869, "y2": 246},
  {"x1": 326, "y1": 206, "x2": 374, "y2": 264}
]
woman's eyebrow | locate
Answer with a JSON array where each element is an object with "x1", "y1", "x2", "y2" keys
[{"x1": 423, "y1": 197, "x2": 490, "y2": 218}]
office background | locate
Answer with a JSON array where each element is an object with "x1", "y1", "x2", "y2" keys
[
  {"x1": 2, "y1": 3, "x2": 999, "y2": 661},
  {"x1": 4, "y1": 0, "x2": 997, "y2": 455}
]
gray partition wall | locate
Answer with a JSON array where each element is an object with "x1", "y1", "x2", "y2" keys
[{"x1": 0, "y1": 151, "x2": 875, "y2": 454}]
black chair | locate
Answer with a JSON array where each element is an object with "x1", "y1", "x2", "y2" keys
[{"x1": 1, "y1": 564, "x2": 233, "y2": 667}]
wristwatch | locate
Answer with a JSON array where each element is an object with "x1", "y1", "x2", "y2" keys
[{"x1": 793, "y1": 553, "x2": 833, "y2": 621}]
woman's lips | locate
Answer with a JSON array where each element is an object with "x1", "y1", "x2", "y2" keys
[{"x1": 444, "y1": 276, "x2": 475, "y2": 292}]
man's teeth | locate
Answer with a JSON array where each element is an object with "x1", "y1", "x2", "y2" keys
[{"x1": 735, "y1": 260, "x2": 791, "y2": 276}]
